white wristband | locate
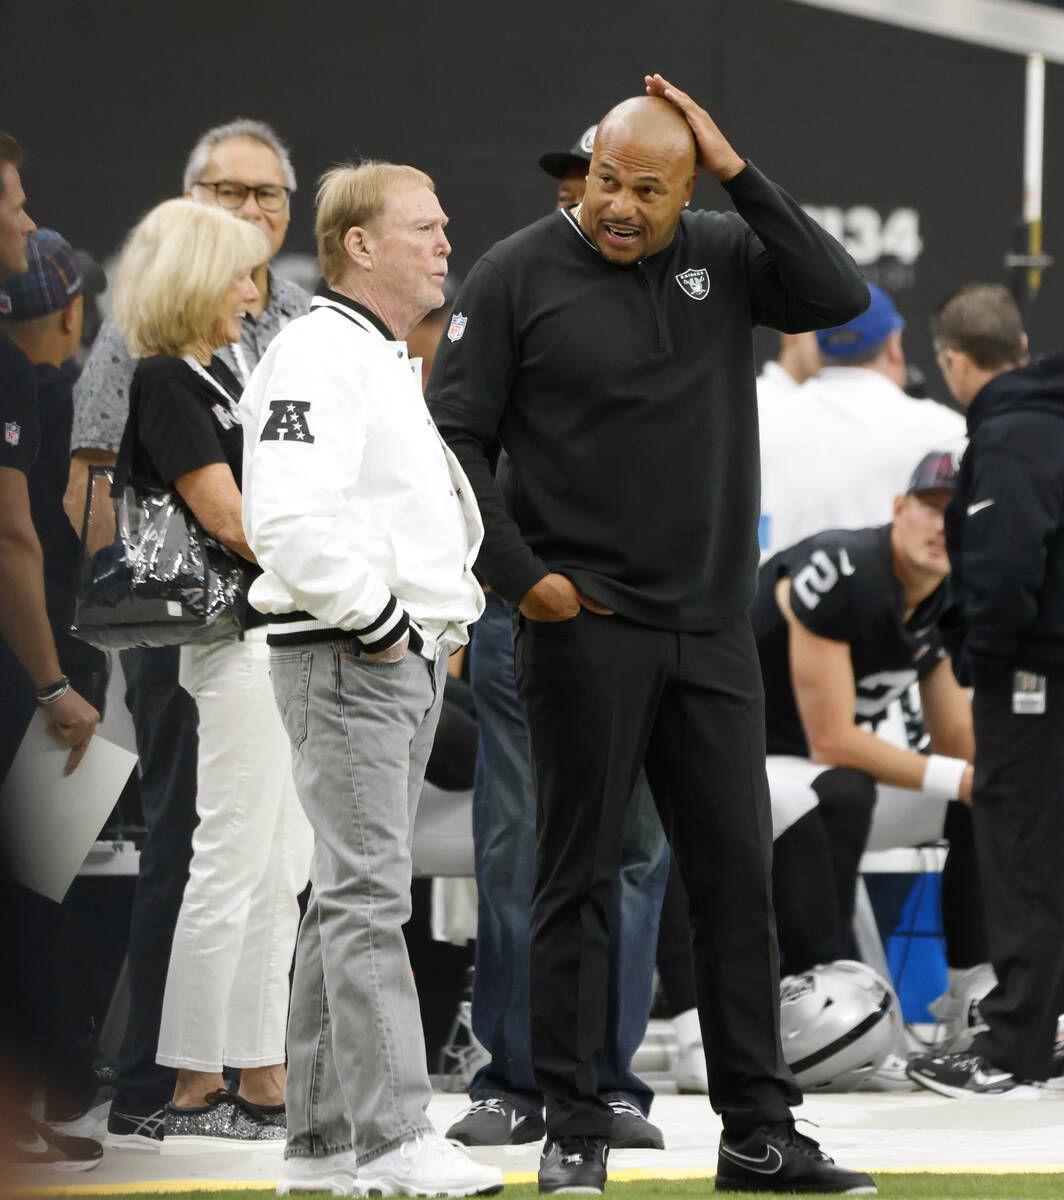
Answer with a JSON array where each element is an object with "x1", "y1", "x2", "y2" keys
[{"x1": 922, "y1": 754, "x2": 969, "y2": 801}]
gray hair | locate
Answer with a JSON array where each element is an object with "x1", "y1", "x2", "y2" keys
[{"x1": 182, "y1": 118, "x2": 297, "y2": 193}]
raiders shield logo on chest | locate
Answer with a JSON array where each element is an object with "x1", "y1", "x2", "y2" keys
[{"x1": 675, "y1": 268, "x2": 710, "y2": 300}]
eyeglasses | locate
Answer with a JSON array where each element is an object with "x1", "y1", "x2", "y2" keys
[{"x1": 193, "y1": 179, "x2": 291, "y2": 213}]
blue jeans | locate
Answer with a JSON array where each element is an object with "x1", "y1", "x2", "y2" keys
[{"x1": 467, "y1": 591, "x2": 669, "y2": 1116}]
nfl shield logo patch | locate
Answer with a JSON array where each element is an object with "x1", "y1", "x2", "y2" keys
[
  {"x1": 0, "y1": 292, "x2": 11, "y2": 316},
  {"x1": 675, "y1": 268, "x2": 710, "y2": 300},
  {"x1": 5, "y1": 421, "x2": 20, "y2": 446},
  {"x1": 447, "y1": 312, "x2": 468, "y2": 343}
]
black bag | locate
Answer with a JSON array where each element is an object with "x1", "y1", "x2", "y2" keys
[{"x1": 71, "y1": 416, "x2": 248, "y2": 650}]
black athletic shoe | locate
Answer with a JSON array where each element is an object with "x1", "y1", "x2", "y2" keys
[
  {"x1": 906, "y1": 1050, "x2": 1044, "y2": 1099},
  {"x1": 606, "y1": 1099, "x2": 665, "y2": 1150},
  {"x1": 538, "y1": 1136, "x2": 608, "y2": 1195},
  {"x1": 105, "y1": 1103, "x2": 166, "y2": 1150},
  {"x1": 10, "y1": 1118, "x2": 103, "y2": 1172},
  {"x1": 447, "y1": 1097, "x2": 546, "y2": 1145},
  {"x1": 716, "y1": 1125, "x2": 876, "y2": 1194}
]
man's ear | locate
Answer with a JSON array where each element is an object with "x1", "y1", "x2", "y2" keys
[
  {"x1": 59, "y1": 297, "x2": 79, "y2": 335},
  {"x1": 342, "y1": 224, "x2": 372, "y2": 270}
]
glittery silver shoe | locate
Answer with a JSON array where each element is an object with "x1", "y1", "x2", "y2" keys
[
  {"x1": 163, "y1": 1091, "x2": 237, "y2": 1148},
  {"x1": 163, "y1": 1089, "x2": 283, "y2": 1148},
  {"x1": 229, "y1": 1093, "x2": 286, "y2": 1140}
]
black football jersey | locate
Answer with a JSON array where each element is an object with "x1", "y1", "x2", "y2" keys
[{"x1": 751, "y1": 524, "x2": 947, "y2": 757}]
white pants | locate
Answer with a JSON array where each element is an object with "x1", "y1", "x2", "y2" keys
[
  {"x1": 156, "y1": 630, "x2": 313, "y2": 1071},
  {"x1": 767, "y1": 755, "x2": 949, "y2": 851},
  {"x1": 767, "y1": 694, "x2": 951, "y2": 851}
]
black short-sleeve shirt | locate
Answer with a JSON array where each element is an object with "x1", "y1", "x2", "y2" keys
[
  {"x1": 0, "y1": 330, "x2": 40, "y2": 474},
  {"x1": 751, "y1": 524, "x2": 948, "y2": 757},
  {"x1": 125, "y1": 352, "x2": 263, "y2": 625},
  {"x1": 127, "y1": 354, "x2": 244, "y2": 490}
]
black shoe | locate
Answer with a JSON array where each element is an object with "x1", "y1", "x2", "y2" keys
[
  {"x1": 447, "y1": 1097, "x2": 546, "y2": 1145},
  {"x1": 10, "y1": 1118, "x2": 103, "y2": 1172},
  {"x1": 606, "y1": 1099, "x2": 664, "y2": 1150},
  {"x1": 716, "y1": 1125, "x2": 876, "y2": 1194},
  {"x1": 538, "y1": 1136, "x2": 608, "y2": 1195},
  {"x1": 906, "y1": 1050, "x2": 1044, "y2": 1099},
  {"x1": 105, "y1": 1102, "x2": 166, "y2": 1150}
]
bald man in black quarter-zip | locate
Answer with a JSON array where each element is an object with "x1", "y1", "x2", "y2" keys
[{"x1": 429, "y1": 75, "x2": 873, "y2": 1197}]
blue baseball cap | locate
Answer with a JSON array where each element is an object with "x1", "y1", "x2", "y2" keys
[
  {"x1": 0, "y1": 229, "x2": 83, "y2": 321},
  {"x1": 816, "y1": 283, "x2": 905, "y2": 358}
]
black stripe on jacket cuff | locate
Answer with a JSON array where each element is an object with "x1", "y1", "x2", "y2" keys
[
  {"x1": 359, "y1": 610, "x2": 409, "y2": 654},
  {"x1": 355, "y1": 595, "x2": 399, "y2": 638}
]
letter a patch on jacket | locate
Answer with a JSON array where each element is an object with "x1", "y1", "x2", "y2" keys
[{"x1": 260, "y1": 401, "x2": 316, "y2": 443}]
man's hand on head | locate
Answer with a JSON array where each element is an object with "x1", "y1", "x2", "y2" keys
[
  {"x1": 644, "y1": 73, "x2": 745, "y2": 183},
  {"x1": 520, "y1": 573, "x2": 614, "y2": 622}
]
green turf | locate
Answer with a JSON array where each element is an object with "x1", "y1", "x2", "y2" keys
[{"x1": 29, "y1": 1177, "x2": 1064, "y2": 1200}]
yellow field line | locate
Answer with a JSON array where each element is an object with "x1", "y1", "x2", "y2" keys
[{"x1": 14, "y1": 1164, "x2": 1064, "y2": 1194}]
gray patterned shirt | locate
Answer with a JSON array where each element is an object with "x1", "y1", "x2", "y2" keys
[{"x1": 71, "y1": 271, "x2": 310, "y2": 453}]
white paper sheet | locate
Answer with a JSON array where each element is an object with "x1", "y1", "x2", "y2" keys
[{"x1": 0, "y1": 717, "x2": 138, "y2": 902}]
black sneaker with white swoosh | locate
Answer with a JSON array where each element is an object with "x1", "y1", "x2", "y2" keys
[
  {"x1": 715, "y1": 1124, "x2": 876, "y2": 1194},
  {"x1": 906, "y1": 1049, "x2": 1045, "y2": 1099},
  {"x1": 446, "y1": 1096, "x2": 546, "y2": 1145}
]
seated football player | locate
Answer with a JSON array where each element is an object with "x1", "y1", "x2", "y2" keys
[{"x1": 752, "y1": 451, "x2": 984, "y2": 976}]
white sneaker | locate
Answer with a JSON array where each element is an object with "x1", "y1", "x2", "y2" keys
[
  {"x1": 358, "y1": 1133, "x2": 503, "y2": 1197},
  {"x1": 856, "y1": 1052, "x2": 918, "y2": 1092},
  {"x1": 277, "y1": 1149, "x2": 360, "y2": 1196},
  {"x1": 673, "y1": 1043, "x2": 708, "y2": 1094},
  {"x1": 671, "y1": 1007, "x2": 708, "y2": 1094}
]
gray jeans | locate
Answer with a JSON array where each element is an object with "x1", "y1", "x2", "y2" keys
[{"x1": 269, "y1": 639, "x2": 447, "y2": 1162}]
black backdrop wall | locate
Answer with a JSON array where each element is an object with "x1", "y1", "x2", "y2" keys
[{"x1": 6, "y1": 0, "x2": 1061, "y2": 392}]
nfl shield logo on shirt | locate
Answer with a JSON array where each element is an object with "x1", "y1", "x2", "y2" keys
[
  {"x1": 447, "y1": 312, "x2": 468, "y2": 343},
  {"x1": 675, "y1": 268, "x2": 710, "y2": 299},
  {"x1": 0, "y1": 292, "x2": 11, "y2": 315},
  {"x1": 5, "y1": 421, "x2": 20, "y2": 446}
]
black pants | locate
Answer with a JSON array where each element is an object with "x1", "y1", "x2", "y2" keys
[
  {"x1": 971, "y1": 676, "x2": 1064, "y2": 1081},
  {"x1": 515, "y1": 610, "x2": 799, "y2": 1139},
  {"x1": 113, "y1": 645, "x2": 199, "y2": 1112},
  {"x1": 773, "y1": 768, "x2": 875, "y2": 974}
]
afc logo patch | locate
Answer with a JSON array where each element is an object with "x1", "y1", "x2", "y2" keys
[
  {"x1": 260, "y1": 401, "x2": 315, "y2": 444},
  {"x1": 447, "y1": 312, "x2": 468, "y2": 343},
  {"x1": 675, "y1": 267, "x2": 710, "y2": 300}
]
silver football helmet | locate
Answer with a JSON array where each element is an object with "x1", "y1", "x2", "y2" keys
[
  {"x1": 780, "y1": 959, "x2": 901, "y2": 1092},
  {"x1": 927, "y1": 962, "x2": 996, "y2": 1050}
]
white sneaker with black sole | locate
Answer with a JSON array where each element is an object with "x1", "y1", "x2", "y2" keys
[
  {"x1": 276, "y1": 1149, "x2": 361, "y2": 1196},
  {"x1": 357, "y1": 1132, "x2": 503, "y2": 1197}
]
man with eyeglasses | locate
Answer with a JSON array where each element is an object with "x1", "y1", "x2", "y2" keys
[{"x1": 65, "y1": 118, "x2": 309, "y2": 1151}]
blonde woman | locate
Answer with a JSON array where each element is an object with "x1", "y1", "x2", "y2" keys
[{"x1": 112, "y1": 199, "x2": 312, "y2": 1145}]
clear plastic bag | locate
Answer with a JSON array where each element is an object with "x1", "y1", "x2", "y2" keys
[{"x1": 71, "y1": 465, "x2": 247, "y2": 650}]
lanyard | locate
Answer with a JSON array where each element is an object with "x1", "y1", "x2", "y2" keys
[
  {"x1": 229, "y1": 340, "x2": 251, "y2": 387},
  {"x1": 183, "y1": 355, "x2": 242, "y2": 419}
]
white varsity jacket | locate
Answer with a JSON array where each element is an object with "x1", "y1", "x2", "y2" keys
[{"x1": 240, "y1": 291, "x2": 484, "y2": 657}]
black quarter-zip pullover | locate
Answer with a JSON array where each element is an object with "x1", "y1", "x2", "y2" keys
[{"x1": 428, "y1": 162, "x2": 868, "y2": 629}]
